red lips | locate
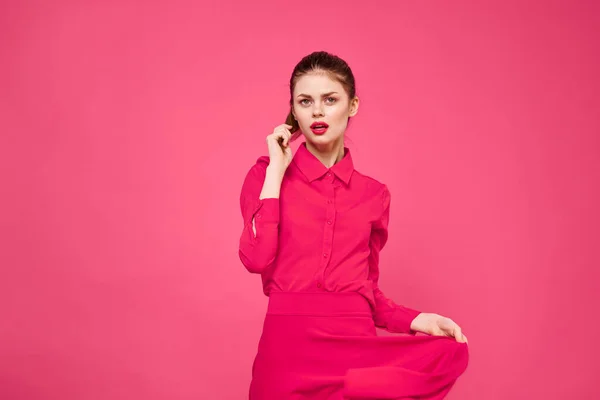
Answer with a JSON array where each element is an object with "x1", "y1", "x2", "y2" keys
[
  {"x1": 310, "y1": 122, "x2": 329, "y2": 129},
  {"x1": 310, "y1": 121, "x2": 329, "y2": 135}
]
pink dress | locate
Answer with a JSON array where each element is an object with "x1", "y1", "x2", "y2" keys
[{"x1": 239, "y1": 142, "x2": 469, "y2": 399}]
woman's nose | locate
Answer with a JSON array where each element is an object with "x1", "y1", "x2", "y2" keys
[{"x1": 312, "y1": 106, "x2": 324, "y2": 117}]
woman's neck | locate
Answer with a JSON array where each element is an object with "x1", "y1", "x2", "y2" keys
[{"x1": 305, "y1": 139, "x2": 345, "y2": 168}]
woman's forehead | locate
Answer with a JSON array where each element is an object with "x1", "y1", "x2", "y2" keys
[{"x1": 294, "y1": 72, "x2": 344, "y2": 94}]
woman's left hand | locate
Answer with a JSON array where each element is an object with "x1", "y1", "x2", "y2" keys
[{"x1": 410, "y1": 313, "x2": 468, "y2": 344}]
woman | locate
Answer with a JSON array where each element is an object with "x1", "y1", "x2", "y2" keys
[{"x1": 239, "y1": 51, "x2": 469, "y2": 400}]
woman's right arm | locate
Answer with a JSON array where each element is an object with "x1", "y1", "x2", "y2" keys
[
  {"x1": 238, "y1": 158, "x2": 285, "y2": 273},
  {"x1": 238, "y1": 124, "x2": 294, "y2": 274}
]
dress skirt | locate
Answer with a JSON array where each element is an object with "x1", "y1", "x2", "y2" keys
[{"x1": 249, "y1": 292, "x2": 469, "y2": 400}]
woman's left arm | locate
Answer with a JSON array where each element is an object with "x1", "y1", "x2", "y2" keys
[{"x1": 369, "y1": 185, "x2": 468, "y2": 343}]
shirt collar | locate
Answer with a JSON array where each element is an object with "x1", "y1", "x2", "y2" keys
[{"x1": 293, "y1": 142, "x2": 354, "y2": 185}]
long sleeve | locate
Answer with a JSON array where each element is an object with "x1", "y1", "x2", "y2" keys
[
  {"x1": 238, "y1": 156, "x2": 281, "y2": 274},
  {"x1": 368, "y1": 184, "x2": 422, "y2": 334}
]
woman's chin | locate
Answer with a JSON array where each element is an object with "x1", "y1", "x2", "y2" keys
[{"x1": 306, "y1": 131, "x2": 333, "y2": 141}]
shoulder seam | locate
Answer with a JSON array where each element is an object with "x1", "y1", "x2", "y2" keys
[{"x1": 353, "y1": 169, "x2": 386, "y2": 189}]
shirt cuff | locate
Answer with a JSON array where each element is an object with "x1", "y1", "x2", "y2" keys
[
  {"x1": 386, "y1": 307, "x2": 422, "y2": 335},
  {"x1": 255, "y1": 198, "x2": 280, "y2": 223}
]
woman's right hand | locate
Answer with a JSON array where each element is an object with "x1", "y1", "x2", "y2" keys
[{"x1": 266, "y1": 124, "x2": 295, "y2": 173}]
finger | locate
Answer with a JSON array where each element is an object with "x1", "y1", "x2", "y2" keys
[
  {"x1": 275, "y1": 125, "x2": 293, "y2": 133},
  {"x1": 274, "y1": 127, "x2": 291, "y2": 145},
  {"x1": 454, "y1": 325, "x2": 465, "y2": 343},
  {"x1": 274, "y1": 125, "x2": 291, "y2": 132},
  {"x1": 267, "y1": 134, "x2": 287, "y2": 153},
  {"x1": 445, "y1": 319, "x2": 456, "y2": 337},
  {"x1": 283, "y1": 130, "x2": 292, "y2": 147},
  {"x1": 269, "y1": 130, "x2": 288, "y2": 143},
  {"x1": 273, "y1": 129, "x2": 292, "y2": 145},
  {"x1": 463, "y1": 334, "x2": 469, "y2": 344}
]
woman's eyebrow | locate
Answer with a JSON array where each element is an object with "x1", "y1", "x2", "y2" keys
[{"x1": 296, "y1": 92, "x2": 338, "y2": 98}]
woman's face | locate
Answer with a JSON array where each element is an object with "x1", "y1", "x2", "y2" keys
[{"x1": 291, "y1": 72, "x2": 359, "y2": 146}]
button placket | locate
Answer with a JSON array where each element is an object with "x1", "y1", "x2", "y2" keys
[{"x1": 315, "y1": 177, "x2": 336, "y2": 290}]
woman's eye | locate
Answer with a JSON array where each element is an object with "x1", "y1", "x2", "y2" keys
[{"x1": 299, "y1": 98, "x2": 335, "y2": 106}]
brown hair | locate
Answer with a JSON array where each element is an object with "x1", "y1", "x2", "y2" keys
[{"x1": 285, "y1": 51, "x2": 357, "y2": 139}]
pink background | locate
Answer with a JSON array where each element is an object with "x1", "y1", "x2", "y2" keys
[{"x1": 1, "y1": 1, "x2": 599, "y2": 399}]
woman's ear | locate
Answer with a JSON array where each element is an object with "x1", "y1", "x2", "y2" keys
[{"x1": 349, "y1": 96, "x2": 359, "y2": 117}]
